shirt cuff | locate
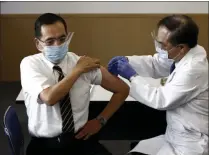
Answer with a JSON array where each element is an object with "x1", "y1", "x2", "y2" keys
[
  {"x1": 130, "y1": 74, "x2": 139, "y2": 82},
  {"x1": 31, "y1": 84, "x2": 51, "y2": 104}
]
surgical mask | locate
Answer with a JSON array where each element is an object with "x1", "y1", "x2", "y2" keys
[
  {"x1": 39, "y1": 32, "x2": 74, "y2": 64},
  {"x1": 155, "y1": 45, "x2": 169, "y2": 59},
  {"x1": 154, "y1": 40, "x2": 180, "y2": 62},
  {"x1": 154, "y1": 41, "x2": 174, "y2": 65},
  {"x1": 43, "y1": 42, "x2": 69, "y2": 64}
]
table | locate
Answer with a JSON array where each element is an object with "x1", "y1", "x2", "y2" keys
[{"x1": 16, "y1": 77, "x2": 166, "y2": 140}]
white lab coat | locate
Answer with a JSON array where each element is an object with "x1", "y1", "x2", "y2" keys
[{"x1": 127, "y1": 45, "x2": 208, "y2": 155}]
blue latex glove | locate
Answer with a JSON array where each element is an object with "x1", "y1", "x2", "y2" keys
[
  {"x1": 117, "y1": 60, "x2": 137, "y2": 80},
  {"x1": 108, "y1": 56, "x2": 128, "y2": 75}
]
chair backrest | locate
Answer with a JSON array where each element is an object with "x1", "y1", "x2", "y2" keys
[{"x1": 3, "y1": 106, "x2": 24, "y2": 155}]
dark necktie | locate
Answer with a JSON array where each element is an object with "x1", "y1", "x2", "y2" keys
[
  {"x1": 53, "y1": 66, "x2": 75, "y2": 133},
  {"x1": 170, "y1": 62, "x2": 176, "y2": 74}
]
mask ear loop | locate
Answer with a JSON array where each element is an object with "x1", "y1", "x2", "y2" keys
[
  {"x1": 37, "y1": 40, "x2": 45, "y2": 52},
  {"x1": 171, "y1": 46, "x2": 182, "y2": 61}
]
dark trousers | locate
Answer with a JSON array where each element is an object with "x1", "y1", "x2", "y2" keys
[{"x1": 26, "y1": 132, "x2": 112, "y2": 155}]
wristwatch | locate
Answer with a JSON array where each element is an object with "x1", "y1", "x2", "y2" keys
[
  {"x1": 129, "y1": 73, "x2": 139, "y2": 82},
  {"x1": 96, "y1": 116, "x2": 107, "y2": 127}
]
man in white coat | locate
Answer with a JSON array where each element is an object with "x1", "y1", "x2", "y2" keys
[{"x1": 108, "y1": 15, "x2": 208, "y2": 155}]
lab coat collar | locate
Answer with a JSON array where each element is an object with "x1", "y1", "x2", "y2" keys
[{"x1": 175, "y1": 45, "x2": 199, "y2": 69}]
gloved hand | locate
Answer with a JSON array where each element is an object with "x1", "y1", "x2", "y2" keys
[
  {"x1": 108, "y1": 56, "x2": 128, "y2": 75},
  {"x1": 117, "y1": 60, "x2": 137, "y2": 80}
]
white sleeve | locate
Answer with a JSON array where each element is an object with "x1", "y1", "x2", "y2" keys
[
  {"x1": 127, "y1": 53, "x2": 171, "y2": 78},
  {"x1": 70, "y1": 52, "x2": 102, "y2": 85},
  {"x1": 20, "y1": 57, "x2": 51, "y2": 102},
  {"x1": 129, "y1": 67, "x2": 208, "y2": 110},
  {"x1": 87, "y1": 68, "x2": 102, "y2": 85}
]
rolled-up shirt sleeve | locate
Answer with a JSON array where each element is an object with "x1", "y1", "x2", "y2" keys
[
  {"x1": 20, "y1": 57, "x2": 52, "y2": 103},
  {"x1": 84, "y1": 68, "x2": 102, "y2": 85},
  {"x1": 70, "y1": 52, "x2": 102, "y2": 85},
  {"x1": 90, "y1": 68, "x2": 102, "y2": 85}
]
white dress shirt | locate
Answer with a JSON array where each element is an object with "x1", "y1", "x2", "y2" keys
[
  {"x1": 20, "y1": 52, "x2": 102, "y2": 138},
  {"x1": 127, "y1": 45, "x2": 208, "y2": 155}
]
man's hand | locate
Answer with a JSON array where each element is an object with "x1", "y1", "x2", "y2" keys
[
  {"x1": 108, "y1": 56, "x2": 128, "y2": 75},
  {"x1": 117, "y1": 60, "x2": 137, "y2": 80},
  {"x1": 108, "y1": 56, "x2": 128, "y2": 67},
  {"x1": 108, "y1": 57, "x2": 137, "y2": 80},
  {"x1": 75, "y1": 56, "x2": 100, "y2": 73},
  {"x1": 75, "y1": 119, "x2": 102, "y2": 140}
]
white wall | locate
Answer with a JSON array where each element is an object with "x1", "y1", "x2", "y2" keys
[{"x1": 0, "y1": 1, "x2": 208, "y2": 14}]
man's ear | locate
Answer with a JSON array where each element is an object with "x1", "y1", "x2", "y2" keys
[
  {"x1": 179, "y1": 44, "x2": 187, "y2": 55},
  {"x1": 34, "y1": 38, "x2": 43, "y2": 52}
]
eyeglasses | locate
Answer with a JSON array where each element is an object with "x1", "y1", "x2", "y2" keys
[
  {"x1": 38, "y1": 32, "x2": 74, "y2": 46},
  {"x1": 151, "y1": 30, "x2": 182, "y2": 57}
]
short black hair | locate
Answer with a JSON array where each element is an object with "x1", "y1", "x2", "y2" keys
[
  {"x1": 157, "y1": 15, "x2": 199, "y2": 48},
  {"x1": 34, "y1": 13, "x2": 67, "y2": 38}
]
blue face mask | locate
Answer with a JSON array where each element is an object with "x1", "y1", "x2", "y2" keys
[{"x1": 43, "y1": 42, "x2": 69, "y2": 64}]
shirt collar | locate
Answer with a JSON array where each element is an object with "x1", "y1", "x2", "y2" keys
[{"x1": 41, "y1": 53, "x2": 68, "y2": 70}]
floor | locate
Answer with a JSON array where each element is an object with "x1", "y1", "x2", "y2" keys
[{"x1": 0, "y1": 81, "x2": 137, "y2": 155}]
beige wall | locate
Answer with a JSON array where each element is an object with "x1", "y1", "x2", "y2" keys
[{"x1": 0, "y1": 14, "x2": 208, "y2": 81}]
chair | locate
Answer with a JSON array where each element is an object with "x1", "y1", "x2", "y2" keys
[{"x1": 3, "y1": 106, "x2": 24, "y2": 155}]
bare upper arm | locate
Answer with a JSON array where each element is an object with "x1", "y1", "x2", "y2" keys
[{"x1": 100, "y1": 66, "x2": 130, "y2": 94}]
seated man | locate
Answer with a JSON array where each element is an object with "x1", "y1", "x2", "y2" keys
[{"x1": 20, "y1": 13, "x2": 129, "y2": 155}]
